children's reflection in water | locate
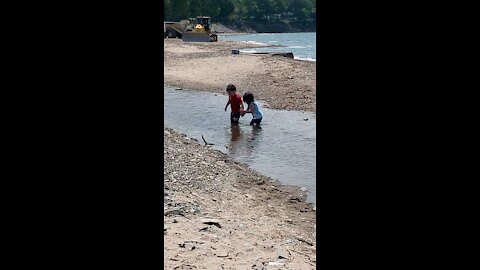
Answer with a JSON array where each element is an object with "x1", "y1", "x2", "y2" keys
[
  {"x1": 245, "y1": 126, "x2": 262, "y2": 156},
  {"x1": 231, "y1": 124, "x2": 241, "y2": 142},
  {"x1": 249, "y1": 125, "x2": 262, "y2": 139},
  {"x1": 227, "y1": 124, "x2": 262, "y2": 158},
  {"x1": 227, "y1": 124, "x2": 242, "y2": 154}
]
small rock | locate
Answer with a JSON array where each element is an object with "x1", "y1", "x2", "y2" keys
[
  {"x1": 252, "y1": 264, "x2": 265, "y2": 270},
  {"x1": 286, "y1": 239, "x2": 298, "y2": 245},
  {"x1": 165, "y1": 209, "x2": 184, "y2": 216},
  {"x1": 201, "y1": 219, "x2": 222, "y2": 228},
  {"x1": 276, "y1": 248, "x2": 289, "y2": 259},
  {"x1": 303, "y1": 118, "x2": 309, "y2": 121},
  {"x1": 216, "y1": 252, "x2": 229, "y2": 257}
]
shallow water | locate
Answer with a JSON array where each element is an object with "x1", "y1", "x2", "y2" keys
[
  {"x1": 219, "y1": 32, "x2": 316, "y2": 62},
  {"x1": 164, "y1": 86, "x2": 316, "y2": 204}
]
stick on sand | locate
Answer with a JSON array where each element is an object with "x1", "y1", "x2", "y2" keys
[{"x1": 202, "y1": 135, "x2": 214, "y2": 146}]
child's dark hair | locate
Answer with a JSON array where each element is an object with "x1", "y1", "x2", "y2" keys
[
  {"x1": 226, "y1": 84, "x2": 236, "y2": 92},
  {"x1": 243, "y1": 92, "x2": 254, "y2": 103}
]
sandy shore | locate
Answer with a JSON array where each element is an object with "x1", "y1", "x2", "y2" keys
[
  {"x1": 164, "y1": 127, "x2": 316, "y2": 269},
  {"x1": 164, "y1": 39, "x2": 316, "y2": 113}
]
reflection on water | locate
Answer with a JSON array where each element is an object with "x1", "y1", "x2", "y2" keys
[
  {"x1": 230, "y1": 124, "x2": 241, "y2": 142},
  {"x1": 226, "y1": 124, "x2": 242, "y2": 154},
  {"x1": 164, "y1": 86, "x2": 316, "y2": 204},
  {"x1": 245, "y1": 126, "x2": 262, "y2": 158}
]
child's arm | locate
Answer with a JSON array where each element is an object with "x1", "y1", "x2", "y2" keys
[
  {"x1": 224, "y1": 100, "x2": 230, "y2": 111},
  {"x1": 241, "y1": 103, "x2": 254, "y2": 114}
]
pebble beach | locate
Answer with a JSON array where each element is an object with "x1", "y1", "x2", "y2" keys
[{"x1": 164, "y1": 36, "x2": 317, "y2": 269}]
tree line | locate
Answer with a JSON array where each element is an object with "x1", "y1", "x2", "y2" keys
[{"x1": 164, "y1": 0, "x2": 316, "y2": 31}]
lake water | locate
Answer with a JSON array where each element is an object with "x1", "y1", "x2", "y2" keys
[
  {"x1": 219, "y1": 32, "x2": 316, "y2": 62},
  {"x1": 164, "y1": 86, "x2": 316, "y2": 204}
]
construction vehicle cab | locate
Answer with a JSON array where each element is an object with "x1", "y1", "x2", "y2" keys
[
  {"x1": 182, "y1": 16, "x2": 218, "y2": 42},
  {"x1": 196, "y1": 17, "x2": 210, "y2": 31}
]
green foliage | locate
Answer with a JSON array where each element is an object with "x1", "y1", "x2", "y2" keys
[
  {"x1": 171, "y1": 0, "x2": 189, "y2": 21},
  {"x1": 164, "y1": 0, "x2": 172, "y2": 20},
  {"x1": 164, "y1": 0, "x2": 316, "y2": 30},
  {"x1": 218, "y1": 0, "x2": 235, "y2": 23}
]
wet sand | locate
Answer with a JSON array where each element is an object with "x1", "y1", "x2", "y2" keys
[
  {"x1": 164, "y1": 127, "x2": 316, "y2": 269},
  {"x1": 164, "y1": 39, "x2": 316, "y2": 113}
]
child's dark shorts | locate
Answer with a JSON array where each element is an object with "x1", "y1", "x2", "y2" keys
[
  {"x1": 250, "y1": 118, "x2": 262, "y2": 126},
  {"x1": 231, "y1": 112, "x2": 241, "y2": 123}
]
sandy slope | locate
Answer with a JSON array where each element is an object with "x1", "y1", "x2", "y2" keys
[{"x1": 164, "y1": 127, "x2": 316, "y2": 269}]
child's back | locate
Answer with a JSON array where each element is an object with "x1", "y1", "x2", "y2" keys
[
  {"x1": 241, "y1": 92, "x2": 263, "y2": 126},
  {"x1": 249, "y1": 101, "x2": 263, "y2": 120}
]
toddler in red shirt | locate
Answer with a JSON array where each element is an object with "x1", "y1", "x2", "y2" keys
[{"x1": 224, "y1": 84, "x2": 244, "y2": 124}]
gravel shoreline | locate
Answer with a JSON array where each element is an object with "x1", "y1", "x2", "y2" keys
[
  {"x1": 164, "y1": 38, "x2": 316, "y2": 113},
  {"x1": 164, "y1": 127, "x2": 316, "y2": 269}
]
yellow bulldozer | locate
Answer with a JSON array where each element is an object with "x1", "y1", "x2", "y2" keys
[{"x1": 182, "y1": 16, "x2": 218, "y2": 42}]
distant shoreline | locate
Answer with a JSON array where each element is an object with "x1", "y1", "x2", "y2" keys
[
  {"x1": 216, "y1": 31, "x2": 317, "y2": 35},
  {"x1": 212, "y1": 22, "x2": 316, "y2": 35}
]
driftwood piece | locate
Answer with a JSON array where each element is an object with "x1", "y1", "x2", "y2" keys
[
  {"x1": 231, "y1": 50, "x2": 294, "y2": 59},
  {"x1": 201, "y1": 135, "x2": 214, "y2": 145},
  {"x1": 272, "y1": 52, "x2": 294, "y2": 58}
]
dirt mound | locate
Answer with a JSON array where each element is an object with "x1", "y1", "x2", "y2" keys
[{"x1": 212, "y1": 23, "x2": 256, "y2": 34}]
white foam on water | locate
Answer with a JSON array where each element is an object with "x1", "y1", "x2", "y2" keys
[
  {"x1": 288, "y1": 45, "x2": 307, "y2": 49},
  {"x1": 241, "y1": 40, "x2": 267, "y2": 45},
  {"x1": 239, "y1": 49, "x2": 259, "y2": 53},
  {"x1": 295, "y1": 56, "x2": 316, "y2": 62}
]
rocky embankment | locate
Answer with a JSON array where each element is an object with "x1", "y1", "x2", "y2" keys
[{"x1": 164, "y1": 127, "x2": 316, "y2": 269}]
